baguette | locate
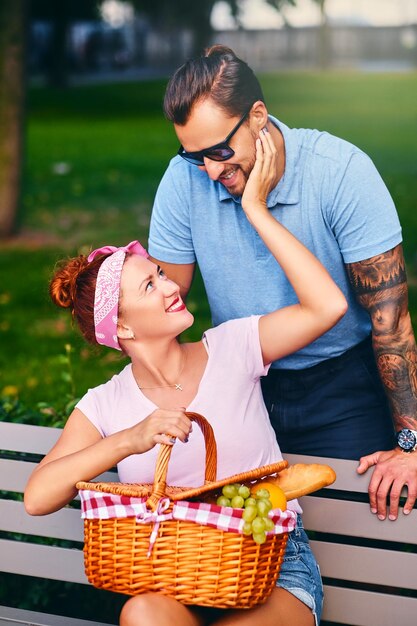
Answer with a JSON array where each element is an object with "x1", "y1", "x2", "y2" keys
[{"x1": 269, "y1": 463, "x2": 336, "y2": 501}]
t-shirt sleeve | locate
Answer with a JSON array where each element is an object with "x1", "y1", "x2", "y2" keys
[
  {"x1": 205, "y1": 316, "x2": 270, "y2": 381},
  {"x1": 148, "y1": 158, "x2": 196, "y2": 264},
  {"x1": 76, "y1": 389, "x2": 105, "y2": 437},
  {"x1": 328, "y1": 151, "x2": 402, "y2": 264}
]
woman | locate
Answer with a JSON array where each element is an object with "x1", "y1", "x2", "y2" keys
[{"x1": 25, "y1": 129, "x2": 347, "y2": 626}]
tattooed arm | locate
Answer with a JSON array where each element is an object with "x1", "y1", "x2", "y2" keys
[{"x1": 346, "y1": 243, "x2": 417, "y2": 520}]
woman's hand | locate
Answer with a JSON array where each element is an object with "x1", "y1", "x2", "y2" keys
[
  {"x1": 127, "y1": 409, "x2": 192, "y2": 454},
  {"x1": 241, "y1": 128, "x2": 278, "y2": 218}
]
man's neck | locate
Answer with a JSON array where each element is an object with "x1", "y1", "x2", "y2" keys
[{"x1": 268, "y1": 120, "x2": 286, "y2": 188}]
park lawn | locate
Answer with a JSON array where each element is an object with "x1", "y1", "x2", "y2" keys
[{"x1": 1, "y1": 71, "x2": 417, "y2": 414}]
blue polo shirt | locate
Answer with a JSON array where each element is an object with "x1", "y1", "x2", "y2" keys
[{"x1": 149, "y1": 117, "x2": 402, "y2": 369}]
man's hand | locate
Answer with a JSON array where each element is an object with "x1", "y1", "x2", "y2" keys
[{"x1": 357, "y1": 448, "x2": 417, "y2": 520}]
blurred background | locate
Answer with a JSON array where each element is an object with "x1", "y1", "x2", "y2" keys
[
  {"x1": 0, "y1": 0, "x2": 416, "y2": 620},
  {"x1": 1, "y1": 0, "x2": 416, "y2": 422}
]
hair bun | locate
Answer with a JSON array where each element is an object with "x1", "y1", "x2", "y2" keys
[
  {"x1": 204, "y1": 44, "x2": 235, "y2": 59},
  {"x1": 50, "y1": 256, "x2": 89, "y2": 309}
]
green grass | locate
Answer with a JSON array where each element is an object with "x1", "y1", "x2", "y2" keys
[{"x1": 1, "y1": 71, "x2": 417, "y2": 413}]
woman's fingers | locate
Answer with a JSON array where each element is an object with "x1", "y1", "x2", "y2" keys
[{"x1": 149, "y1": 409, "x2": 192, "y2": 443}]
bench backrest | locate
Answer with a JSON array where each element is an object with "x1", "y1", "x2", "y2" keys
[
  {"x1": 285, "y1": 453, "x2": 417, "y2": 626},
  {"x1": 0, "y1": 421, "x2": 116, "y2": 586},
  {"x1": 1, "y1": 421, "x2": 416, "y2": 625}
]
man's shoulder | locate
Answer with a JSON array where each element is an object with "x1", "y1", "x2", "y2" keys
[
  {"x1": 272, "y1": 115, "x2": 361, "y2": 164},
  {"x1": 294, "y1": 126, "x2": 362, "y2": 165}
]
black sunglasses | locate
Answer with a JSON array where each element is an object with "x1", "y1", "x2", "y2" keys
[{"x1": 177, "y1": 106, "x2": 252, "y2": 166}]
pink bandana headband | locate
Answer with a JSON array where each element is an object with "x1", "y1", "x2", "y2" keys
[{"x1": 87, "y1": 241, "x2": 148, "y2": 350}]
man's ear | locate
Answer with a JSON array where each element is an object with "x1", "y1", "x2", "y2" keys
[
  {"x1": 250, "y1": 100, "x2": 269, "y2": 129},
  {"x1": 117, "y1": 323, "x2": 135, "y2": 340}
]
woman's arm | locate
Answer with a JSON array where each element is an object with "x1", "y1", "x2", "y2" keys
[
  {"x1": 24, "y1": 408, "x2": 191, "y2": 515},
  {"x1": 241, "y1": 129, "x2": 347, "y2": 365}
]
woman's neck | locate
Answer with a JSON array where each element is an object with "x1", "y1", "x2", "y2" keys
[{"x1": 131, "y1": 340, "x2": 186, "y2": 388}]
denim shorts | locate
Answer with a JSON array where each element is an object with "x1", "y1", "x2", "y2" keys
[{"x1": 277, "y1": 515, "x2": 323, "y2": 625}]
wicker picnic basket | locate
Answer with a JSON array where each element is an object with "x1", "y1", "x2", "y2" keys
[{"x1": 76, "y1": 412, "x2": 293, "y2": 609}]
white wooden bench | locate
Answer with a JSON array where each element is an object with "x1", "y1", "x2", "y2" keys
[{"x1": 1, "y1": 421, "x2": 416, "y2": 625}]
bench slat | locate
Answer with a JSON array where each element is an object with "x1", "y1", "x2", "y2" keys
[
  {"x1": 322, "y1": 584, "x2": 417, "y2": 625},
  {"x1": 0, "y1": 500, "x2": 84, "y2": 541},
  {"x1": 311, "y1": 540, "x2": 417, "y2": 589},
  {"x1": 0, "y1": 459, "x2": 35, "y2": 492},
  {"x1": 0, "y1": 458, "x2": 117, "y2": 494},
  {"x1": 0, "y1": 422, "x2": 61, "y2": 455},
  {"x1": 301, "y1": 495, "x2": 417, "y2": 543},
  {"x1": 0, "y1": 604, "x2": 115, "y2": 626},
  {"x1": 0, "y1": 538, "x2": 88, "y2": 585}
]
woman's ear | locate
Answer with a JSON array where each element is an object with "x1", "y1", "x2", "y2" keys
[
  {"x1": 250, "y1": 100, "x2": 269, "y2": 130},
  {"x1": 117, "y1": 324, "x2": 135, "y2": 340}
]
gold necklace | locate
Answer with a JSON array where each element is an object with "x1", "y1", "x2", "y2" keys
[{"x1": 137, "y1": 347, "x2": 187, "y2": 392}]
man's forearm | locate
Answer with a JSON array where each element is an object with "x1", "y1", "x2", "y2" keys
[
  {"x1": 372, "y1": 317, "x2": 417, "y2": 431},
  {"x1": 347, "y1": 244, "x2": 417, "y2": 432}
]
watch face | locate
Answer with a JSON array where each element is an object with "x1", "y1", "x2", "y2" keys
[{"x1": 397, "y1": 429, "x2": 417, "y2": 451}]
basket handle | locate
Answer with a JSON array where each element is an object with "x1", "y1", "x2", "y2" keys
[{"x1": 146, "y1": 412, "x2": 217, "y2": 510}]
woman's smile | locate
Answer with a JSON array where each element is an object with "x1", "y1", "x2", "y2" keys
[{"x1": 166, "y1": 296, "x2": 186, "y2": 313}]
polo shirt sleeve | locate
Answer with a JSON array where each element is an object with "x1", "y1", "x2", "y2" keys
[
  {"x1": 148, "y1": 158, "x2": 196, "y2": 264},
  {"x1": 327, "y1": 151, "x2": 402, "y2": 264}
]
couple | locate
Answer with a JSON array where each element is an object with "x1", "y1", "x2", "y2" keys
[{"x1": 25, "y1": 46, "x2": 417, "y2": 625}]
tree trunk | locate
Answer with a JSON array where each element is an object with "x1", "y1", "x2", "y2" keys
[
  {"x1": 0, "y1": 0, "x2": 27, "y2": 238},
  {"x1": 317, "y1": 0, "x2": 330, "y2": 70}
]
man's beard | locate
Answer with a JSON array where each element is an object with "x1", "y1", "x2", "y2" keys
[{"x1": 228, "y1": 141, "x2": 257, "y2": 197}]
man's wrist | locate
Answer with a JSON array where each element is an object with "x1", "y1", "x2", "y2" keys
[{"x1": 396, "y1": 428, "x2": 417, "y2": 453}]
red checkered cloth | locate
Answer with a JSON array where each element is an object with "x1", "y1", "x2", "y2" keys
[{"x1": 79, "y1": 489, "x2": 297, "y2": 535}]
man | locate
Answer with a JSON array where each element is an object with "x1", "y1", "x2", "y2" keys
[{"x1": 148, "y1": 45, "x2": 417, "y2": 521}]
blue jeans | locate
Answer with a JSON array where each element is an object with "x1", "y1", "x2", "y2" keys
[
  {"x1": 277, "y1": 515, "x2": 323, "y2": 625},
  {"x1": 261, "y1": 335, "x2": 396, "y2": 459}
]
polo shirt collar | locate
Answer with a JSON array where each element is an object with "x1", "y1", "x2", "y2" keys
[{"x1": 217, "y1": 115, "x2": 300, "y2": 207}]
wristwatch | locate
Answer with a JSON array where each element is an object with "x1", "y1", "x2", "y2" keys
[{"x1": 396, "y1": 428, "x2": 417, "y2": 453}]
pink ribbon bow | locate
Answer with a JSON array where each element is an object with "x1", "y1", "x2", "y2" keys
[{"x1": 135, "y1": 497, "x2": 172, "y2": 558}]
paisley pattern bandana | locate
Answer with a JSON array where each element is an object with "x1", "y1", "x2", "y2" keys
[{"x1": 87, "y1": 241, "x2": 148, "y2": 350}]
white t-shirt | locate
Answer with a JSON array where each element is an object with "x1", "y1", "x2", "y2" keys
[{"x1": 76, "y1": 316, "x2": 301, "y2": 513}]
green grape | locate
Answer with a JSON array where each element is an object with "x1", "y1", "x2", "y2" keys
[
  {"x1": 222, "y1": 484, "x2": 238, "y2": 499},
  {"x1": 219, "y1": 483, "x2": 274, "y2": 545},
  {"x1": 253, "y1": 531, "x2": 267, "y2": 545},
  {"x1": 257, "y1": 498, "x2": 272, "y2": 517},
  {"x1": 254, "y1": 488, "x2": 270, "y2": 499},
  {"x1": 242, "y1": 505, "x2": 257, "y2": 522},
  {"x1": 231, "y1": 495, "x2": 245, "y2": 508},
  {"x1": 238, "y1": 485, "x2": 250, "y2": 499},
  {"x1": 251, "y1": 516, "x2": 266, "y2": 534}
]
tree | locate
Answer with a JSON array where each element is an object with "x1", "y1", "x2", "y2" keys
[
  {"x1": 0, "y1": 0, "x2": 27, "y2": 237},
  {"x1": 267, "y1": 0, "x2": 329, "y2": 68},
  {"x1": 31, "y1": 0, "x2": 100, "y2": 88},
  {"x1": 132, "y1": 0, "x2": 218, "y2": 57}
]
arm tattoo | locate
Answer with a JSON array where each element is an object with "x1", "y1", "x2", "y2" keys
[{"x1": 346, "y1": 244, "x2": 417, "y2": 430}]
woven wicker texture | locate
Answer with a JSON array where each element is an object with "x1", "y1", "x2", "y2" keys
[{"x1": 78, "y1": 412, "x2": 289, "y2": 608}]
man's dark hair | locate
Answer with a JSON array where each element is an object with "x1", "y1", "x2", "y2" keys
[{"x1": 163, "y1": 45, "x2": 265, "y2": 125}]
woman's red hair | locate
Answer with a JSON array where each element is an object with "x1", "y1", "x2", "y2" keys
[{"x1": 49, "y1": 254, "x2": 109, "y2": 345}]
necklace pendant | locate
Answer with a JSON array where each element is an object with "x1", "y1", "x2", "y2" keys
[{"x1": 175, "y1": 383, "x2": 183, "y2": 391}]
